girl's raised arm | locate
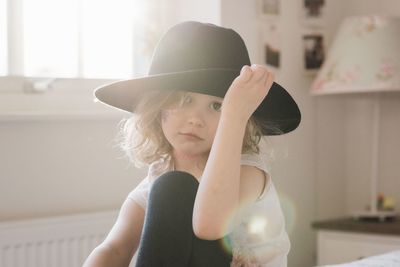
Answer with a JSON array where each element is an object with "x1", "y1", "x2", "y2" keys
[{"x1": 193, "y1": 65, "x2": 274, "y2": 240}]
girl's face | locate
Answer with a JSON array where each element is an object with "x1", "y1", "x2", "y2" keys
[{"x1": 161, "y1": 91, "x2": 223, "y2": 159}]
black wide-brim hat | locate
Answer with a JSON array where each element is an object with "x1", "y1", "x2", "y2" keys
[{"x1": 94, "y1": 21, "x2": 301, "y2": 135}]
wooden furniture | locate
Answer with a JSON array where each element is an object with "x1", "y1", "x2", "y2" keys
[{"x1": 312, "y1": 217, "x2": 400, "y2": 265}]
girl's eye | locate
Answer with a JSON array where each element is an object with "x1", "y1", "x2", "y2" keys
[{"x1": 211, "y1": 102, "x2": 222, "y2": 111}]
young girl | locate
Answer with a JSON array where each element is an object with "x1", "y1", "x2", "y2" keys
[{"x1": 84, "y1": 21, "x2": 300, "y2": 267}]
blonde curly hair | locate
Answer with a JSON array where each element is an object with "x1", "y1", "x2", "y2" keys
[{"x1": 116, "y1": 90, "x2": 267, "y2": 168}]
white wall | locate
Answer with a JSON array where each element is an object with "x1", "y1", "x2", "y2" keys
[
  {"x1": 175, "y1": 0, "x2": 221, "y2": 25},
  {"x1": 0, "y1": 118, "x2": 147, "y2": 220}
]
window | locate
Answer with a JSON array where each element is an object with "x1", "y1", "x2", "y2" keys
[
  {"x1": 0, "y1": 0, "x2": 167, "y2": 117},
  {"x1": 2, "y1": 0, "x2": 165, "y2": 79},
  {"x1": 0, "y1": 0, "x2": 7, "y2": 76},
  {"x1": 23, "y1": 0, "x2": 80, "y2": 77}
]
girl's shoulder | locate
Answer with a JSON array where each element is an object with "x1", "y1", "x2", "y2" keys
[
  {"x1": 126, "y1": 174, "x2": 151, "y2": 210},
  {"x1": 240, "y1": 153, "x2": 270, "y2": 174},
  {"x1": 240, "y1": 153, "x2": 262, "y2": 164}
]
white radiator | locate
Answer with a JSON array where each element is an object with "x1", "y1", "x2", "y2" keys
[{"x1": 0, "y1": 210, "x2": 137, "y2": 267}]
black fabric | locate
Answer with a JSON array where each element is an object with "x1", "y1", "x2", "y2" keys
[
  {"x1": 135, "y1": 171, "x2": 233, "y2": 267},
  {"x1": 148, "y1": 22, "x2": 250, "y2": 75}
]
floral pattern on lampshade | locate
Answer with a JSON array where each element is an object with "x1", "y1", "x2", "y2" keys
[
  {"x1": 357, "y1": 15, "x2": 388, "y2": 35},
  {"x1": 311, "y1": 15, "x2": 400, "y2": 94},
  {"x1": 376, "y1": 61, "x2": 395, "y2": 80}
]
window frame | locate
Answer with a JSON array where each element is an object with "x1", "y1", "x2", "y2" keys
[
  {"x1": 0, "y1": 76, "x2": 125, "y2": 120},
  {"x1": 0, "y1": 0, "x2": 168, "y2": 119}
]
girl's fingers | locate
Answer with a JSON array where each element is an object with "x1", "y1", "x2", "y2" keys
[
  {"x1": 264, "y1": 71, "x2": 275, "y2": 90},
  {"x1": 256, "y1": 66, "x2": 274, "y2": 90},
  {"x1": 250, "y1": 65, "x2": 266, "y2": 82},
  {"x1": 237, "y1": 64, "x2": 274, "y2": 90},
  {"x1": 253, "y1": 65, "x2": 274, "y2": 94},
  {"x1": 240, "y1": 65, "x2": 249, "y2": 74},
  {"x1": 239, "y1": 65, "x2": 253, "y2": 82}
]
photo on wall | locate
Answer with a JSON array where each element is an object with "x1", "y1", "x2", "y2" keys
[
  {"x1": 265, "y1": 43, "x2": 280, "y2": 68},
  {"x1": 301, "y1": 0, "x2": 326, "y2": 26},
  {"x1": 303, "y1": 0, "x2": 325, "y2": 19},
  {"x1": 303, "y1": 33, "x2": 325, "y2": 72},
  {"x1": 260, "y1": 0, "x2": 280, "y2": 17},
  {"x1": 262, "y1": 24, "x2": 281, "y2": 69}
]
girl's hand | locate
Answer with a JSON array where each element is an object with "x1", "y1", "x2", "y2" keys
[{"x1": 222, "y1": 64, "x2": 274, "y2": 123}]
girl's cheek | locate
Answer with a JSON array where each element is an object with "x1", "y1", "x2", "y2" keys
[
  {"x1": 161, "y1": 108, "x2": 178, "y2": 122},
  {"x1": 161, "y1": 110, "x2": 170, "y2": 122}
]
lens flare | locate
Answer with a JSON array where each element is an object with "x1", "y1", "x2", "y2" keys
[
  {"x1": 248, "y1": 216, "x2": 268, "y2": 235},
  {"x1": 277, "y1": 191, "x2": 297, "y2": 235},
  {"x1": 220, "y1": 235, "x2": 233, "y2": 255},
  {"x1": 217, "y1": 207, "x2": 245, "y2": 255}
]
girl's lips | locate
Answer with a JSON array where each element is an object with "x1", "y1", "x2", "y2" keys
[{"x1": 180, "y1": 133, "x2": 203, "y2": 140}]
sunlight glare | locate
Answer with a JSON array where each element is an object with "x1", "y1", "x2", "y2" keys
[
  {"x1": 22, "y1": 0, "x2": 148, "y2": 78},
  {"x1": 248, "y1": 216, "x2": 268, "y2": 235},
  {"x1": 0, "y1": 0, "x2": 6, "y2": 75},
  {"x1": 82, "y1": 0, "x2": 136, "y2": 78},
  {"x1": 23, "y1": 0, "x2": 79, "y2": 77}
]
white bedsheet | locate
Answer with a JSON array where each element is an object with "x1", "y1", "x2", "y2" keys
[{"x1": 319, "y1": 250, "x2": 400, "y2": 267}]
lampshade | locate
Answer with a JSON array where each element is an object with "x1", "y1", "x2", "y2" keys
[{"x1": 311, "y1": 15, "x2": 400, "y2": 94}]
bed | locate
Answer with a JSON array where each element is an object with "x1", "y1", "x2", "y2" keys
[{"x1": 318, "y1": 250, "x2": 400, "y2": 267}]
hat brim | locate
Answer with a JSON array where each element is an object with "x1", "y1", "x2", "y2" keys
[{"x1": 94, "y1": 69, "x2": 301, "y2": 135}]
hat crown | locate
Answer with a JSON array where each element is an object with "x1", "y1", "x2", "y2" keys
[{"x1": 148, "y1": 21, "x2": 251, "y2": 75}]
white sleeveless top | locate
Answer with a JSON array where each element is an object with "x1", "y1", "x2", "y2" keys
[{"x1": 128, "y1": 153, "x2": 290, "y2": 267}]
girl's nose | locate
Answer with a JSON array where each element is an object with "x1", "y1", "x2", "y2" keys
[{"x1": 187, "y1": 109, "x2": 205, "y2": 127}]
